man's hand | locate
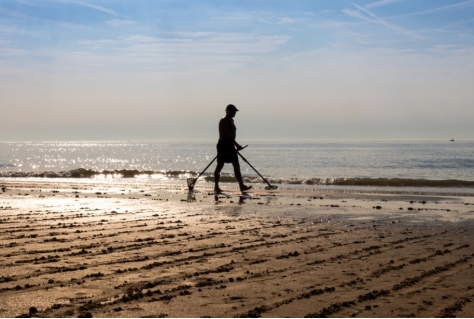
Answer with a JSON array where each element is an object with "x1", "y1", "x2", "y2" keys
[{"x1": 236, "y1": 144, "x2": 248, "y2": 151}]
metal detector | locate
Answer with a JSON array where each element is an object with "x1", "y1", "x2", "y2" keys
[
  {"x1": 187, "y1": 144, "x2": 277, "y2": 191},
  {"x1": 187, "y1": 145, "x2": 249, "y2": 191},
  {"x1": 237, "y1": 151, "x2": 278, "y2": 190}
]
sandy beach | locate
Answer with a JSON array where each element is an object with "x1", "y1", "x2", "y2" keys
[{"x1": 1, "y1": 180, "x2": 474, "y2": 318}]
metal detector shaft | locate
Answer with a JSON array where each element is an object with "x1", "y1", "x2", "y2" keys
[
  {"x1": 237, "y1": 152, "x2": 275, "y2": 189},
  {"x1": 188, "y1": 155, "x2": 218, "y2": 190},
  {"x1": 196, "y1": 155, "x2": 218, "y2": 180}
]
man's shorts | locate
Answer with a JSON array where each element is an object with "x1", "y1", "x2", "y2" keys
[{"x1": 216, "y1": 139, "x2": 238, "y2": 163}]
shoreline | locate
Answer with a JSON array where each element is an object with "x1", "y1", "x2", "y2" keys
[
  {"x1": 2, "y1": 176, "x2": 474, "y2": 197},
  {"x1": 1, "y1": 180, "x2": 474, "y2": 317},
  {"x1": 2, "y1": 173, "x2": 474, "y2": 192}
]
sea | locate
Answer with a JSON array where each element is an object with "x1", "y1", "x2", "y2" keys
[{"x1": 1, "y1": 141, "x2": 473, "y2": 196}]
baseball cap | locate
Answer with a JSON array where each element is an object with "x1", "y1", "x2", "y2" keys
[{"x1": 226, "y1": 104, "x2": 239, "y2": 112}]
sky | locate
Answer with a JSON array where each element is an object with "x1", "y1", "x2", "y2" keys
[{"x1": 0, "y1": 0, "x2": 473, "y2": 141}]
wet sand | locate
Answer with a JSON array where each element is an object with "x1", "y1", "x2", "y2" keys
[{"x1": 1, "y1": 180, "x2": 474, "y2": 318}]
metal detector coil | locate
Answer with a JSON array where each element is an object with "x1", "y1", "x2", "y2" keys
[
  {"x1": 265, "y1": 185, "x2": 278, "y2": 190},
  {"x1": 187, "y1": 178, "x2": 197, "y2": 191}
]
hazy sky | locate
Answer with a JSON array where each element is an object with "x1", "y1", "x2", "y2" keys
[{"x1": 1, "y1": 0, "x2": 473, "y2": 141}]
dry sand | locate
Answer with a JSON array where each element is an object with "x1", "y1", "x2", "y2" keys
[{"x1": 1, "y1": 180, "x2": 474, "y2": 318}]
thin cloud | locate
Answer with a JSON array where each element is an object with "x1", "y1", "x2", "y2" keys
[
  {"x1": 434, "y1": 16, "x2": 474, "y2": 31},
  {"x1": 12, "y1": 0, "x2": 43, "y2": 7},
  {"x1": 213, "y1": 11, "x2": 303, "y2": 25},
  {"x1": 213, "y1": 11, "x2": 271, "y2": 24},
  {"x1": 365, "y1": 0, "x2": 407, "y2": 9},
  {"x1": 106, "y1": 19, "x2": 136, "y2": 28},
  {"x1": 278, "y1": 17, "x2": 297, "y2": 24},
  {"x1": 56, "y1": 0, "x2": 118, "y2": 16},
  {"x1": 344, "y1": 3, "x2": 425, "y2": 39},
  {"x1": 0, "y1": 46, "x2": 26, "y2": 57},
  {"x1": 0, "y1": 6, "x2": 91, "y2": 31},
  {"x1": 46, "y1": 32, "x2": 291, "y2": 72},
  {"x1": 387, "y1": 0, "x2": 474, "y2": 18},
  {"x1": 115, "y1": 32, "x2": 290, "y2": 55},
  {"x1": 56, "y1": 21, "x2": 91, "y2": 30},
  {"x1": 0, "y1": 6, "x2": 40, "y2": 20}
]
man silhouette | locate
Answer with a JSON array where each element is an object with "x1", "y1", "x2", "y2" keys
[{"x1": 214, "y1": 104, "x2": 252, "y2": 194}]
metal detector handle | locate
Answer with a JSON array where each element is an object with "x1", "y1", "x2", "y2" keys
[{"x1": 239, "y1": 144, "x2": 248, "y2": 150}]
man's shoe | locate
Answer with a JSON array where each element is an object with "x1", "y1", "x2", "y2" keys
[
  {"x1": 240, "y1": 185, "x2": 252, "y2": 192},
  {"x1": 214, "y1": 187, "x2": 223, "y2": 194}
]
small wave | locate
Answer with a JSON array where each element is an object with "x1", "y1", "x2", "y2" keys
[
  {"x1": 0, "y1": 168, "x2": 197, "y2": 178},
  {"x1": 204, "y1": 176, "x2": 237, "y2": 183},
  {"x1": 336, "y1": 178, "x2": 474, "y2": 188},
  {"x1": 262, "y1": 177, "x2": 474, "y2": 188},
  {"x1": 203, "y1": 176, "x2": 474, "y2": 188},
  {"x1": 1, "y1": 168, "x2": 474, "y2": 188},
  {"x1": 0, "y1": 163, "x2": 15, "y2": 169}
]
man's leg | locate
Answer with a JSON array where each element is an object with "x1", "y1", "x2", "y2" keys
[
  {"x1": 231, "y1": 161, "x2": 252, "y2": 191},
  {"x1": 214, "y1": 161, "x2": 224, "y2": 193}
]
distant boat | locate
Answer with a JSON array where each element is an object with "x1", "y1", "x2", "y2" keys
[{"x1": 450, "y1": 139, "x2": 455, "y2": 142}]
